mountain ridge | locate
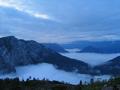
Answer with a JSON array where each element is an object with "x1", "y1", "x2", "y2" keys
[
  {"x1": 62, "y1": 40, "x2": 120, "y2": 53},
  {"x1": 94, "y1": 56, "x2": 120, "y2": 75},
  {"x1": 0, "y1": 36, "x2": 91, "y2": 74},
  {"x1": 43, "y1": 43, "x2": 68, "y2": 53}
]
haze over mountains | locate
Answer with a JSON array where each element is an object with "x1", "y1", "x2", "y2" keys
[{"x1": 62, "y1": 40, "x2": 120, "y2": 53}]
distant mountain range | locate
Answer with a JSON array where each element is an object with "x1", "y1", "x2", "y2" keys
[
  {"x1": 78, "y1": 46, "x2": 102, "y2": 53},
  {"x1": 0, "y1": 36, "x2": 90, "y2": 74},
  {"x1": 43, "y1": 43, "x2": 68, "y2": 53},
  {"x1": 79, "y1": 45, "x2": 120, "y2": 53},
  {"x1": 62, "y1": 41, "x2": 120, "y2": 53},
  {"x1": 0, "y1": 36, "x2": 120, "y2": 76}
]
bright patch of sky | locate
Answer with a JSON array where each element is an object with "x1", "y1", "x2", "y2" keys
[{"x1": 0, "y1": 0, "x2": 51, "y2": 20}]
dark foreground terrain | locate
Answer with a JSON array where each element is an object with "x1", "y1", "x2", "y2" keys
[{"x1": 0, "y1": 77, "x2": 120, "y2": 90}]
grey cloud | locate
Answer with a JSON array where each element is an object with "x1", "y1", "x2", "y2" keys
[{"x1": 0, "y1": 0, "x2": 120, "y2": 43}]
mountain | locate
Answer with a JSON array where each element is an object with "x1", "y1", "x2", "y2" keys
[
  {"x1": 43, "y1": 43, "x2": 68, "y2": 53},
  {"x1": 78, "y1": 46, "x2": 101, "y2": 53},
  {"x1": 79, "y1": 45, "x2": 120, "y2": 54},
  {"x1": 0, "y1": 56, "x2": 15, "y2": 74},
  {"x1": 94, "y1": 56, "x2": 120, "y2": 75},
  {"x1": 62, "y1": 41, "x2": 120, "y2": 53},
  {"x1": 0, "y1": 36, "x2": 91, "y2": 74}
]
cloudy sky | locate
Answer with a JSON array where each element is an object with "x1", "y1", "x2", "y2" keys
[{"x1": 0, "y1": 0, "x2": 120, "y2": 43}]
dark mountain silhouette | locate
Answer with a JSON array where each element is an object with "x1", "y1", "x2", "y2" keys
[
  {"x1": 94, "y1": 56, "x2": 120, "y2": 75},
  {"x1": 0, "y1": 36, "x2": 91, "y2": 74}
]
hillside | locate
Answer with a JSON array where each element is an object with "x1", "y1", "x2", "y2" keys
[
  {"x1": 94, "y1": 56, "x2": 120, "y2": 75},
  {"x1": 0, "y1": 36, "x2": 90, "y2": 74},
  {"x1": 0, "y1": 76, "x2": 119, "y2": 90}
]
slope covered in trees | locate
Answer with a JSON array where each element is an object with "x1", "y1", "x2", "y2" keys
[{"x1": 0, "y1": 77, "x2": 120, "y2": 90}]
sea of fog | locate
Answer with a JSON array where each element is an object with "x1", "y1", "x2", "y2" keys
[
  {"x1": 0, "y1": 48, "x2": 118, "y2": 84},
  {"x1": 61, "y1": 49, "x2": 120, "y2": 66},
  {"x1": 0, "y1": 63, "x2": 110, "y2": 85}
]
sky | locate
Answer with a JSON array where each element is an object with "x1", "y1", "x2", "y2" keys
[{"x1": 0, "y1": 0, "x2": 120, "y2": 43}]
